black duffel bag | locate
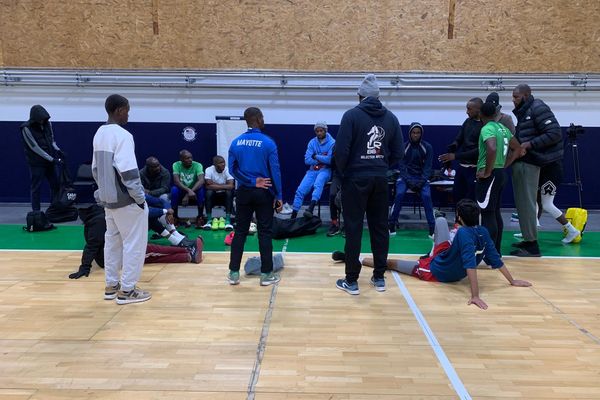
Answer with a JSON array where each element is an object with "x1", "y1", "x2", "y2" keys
[
  {"x1": 272, "y1": 214, "x2": 322, "y2": 239},
  {"x1": 46, "y1": 163, "x2": 79, "y2": 223}
]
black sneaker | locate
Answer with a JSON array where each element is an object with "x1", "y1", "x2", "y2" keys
[
  {"x1": 510, "y1": 241, "x2": 541, "y2": 257},
  {"x1": 327, "y1": 223, "x2": 341, "y2": 237},
  {"x1": 178, "y1": 237, "x2": 196, "y2": 248},
  {"x1": 510, "y1": 248, "x2": 542, "y2": 257},
  {"x1": 188, "y1": 237, "x2": 203, "y2": 264},
  {"x1": 331, "y1": 251, "x2": 345, "y2": 262},
  {"x1": 511, "y1": 241, "x2": 529, "y2": 249}
]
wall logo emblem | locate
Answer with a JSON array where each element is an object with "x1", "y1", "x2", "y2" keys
[{"x1": 182, "y1": 126, "x2": 197, "y2": 142}]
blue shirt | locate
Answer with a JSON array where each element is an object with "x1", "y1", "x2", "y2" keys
[
  {"x1": 228, "y1": 128, "x2": 282, "y2": 200},
  {"x1": 430, "y1": 226, "x2": 503, "y2": 283},
  {"x1": 304, "y1": 133, "x2": 335, "y2": 168}
]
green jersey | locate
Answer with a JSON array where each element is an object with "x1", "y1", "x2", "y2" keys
[
  {"x1": 477, "y1": 121, "x2": 512, "y2": 171},
  {"x1": 172, "y1": 161, "x2": 203, "y2": 188}
]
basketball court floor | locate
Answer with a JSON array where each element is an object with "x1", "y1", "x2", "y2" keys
[{"x1": 1, "y1": 207, "x2": 599, "y2": 399}]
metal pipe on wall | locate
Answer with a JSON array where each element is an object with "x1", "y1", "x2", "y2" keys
[{"x1": 2, "y1": 69, "x2": 599, "y2": 92}]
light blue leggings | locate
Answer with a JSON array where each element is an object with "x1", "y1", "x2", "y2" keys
[{"x1": 292, "y1": 168, "x2": 331, "y2": 211}]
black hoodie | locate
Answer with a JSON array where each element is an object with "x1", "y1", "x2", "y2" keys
[
  {"x1": 399, "y1": 122, "x2": 433, "y2": 185},
  {"x1": 20, "y1": 105, "x2": 59, "y2": 166},
  {"x1": 335, "y1": 97, "x2": 403, "y2": 178}
]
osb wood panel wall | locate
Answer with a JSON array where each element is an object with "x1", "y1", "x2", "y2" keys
[{"x1": 1, "y1": 0, "x2": 598, "y2": 72}]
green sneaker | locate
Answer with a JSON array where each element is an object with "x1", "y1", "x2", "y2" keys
[
  {"x1": 260, "y1": 272, "x2": 281, "y2": 286},
  {"x1": 228, "y1": 271, "x2": 240, "y2": 285},
  {"x1": 211, "y1": 217, "x2": 219, "y2": 231},
  {"x1": 218, "y1": 217, "x2": 226, "y2": 230}
]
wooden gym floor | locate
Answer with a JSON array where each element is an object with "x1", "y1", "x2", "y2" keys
[{"x1": 0, "y1": 250, "x2": 599, "y2": 399}]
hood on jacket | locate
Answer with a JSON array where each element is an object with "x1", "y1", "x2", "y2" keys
[
  {"x1": 408, "y1": 122, "x2": 424, "y2": 144},
  {"x1": 357, "y1": 97, "x2": 386, "y2": 117},
  {"x1": 319, "y1": 132, "x2": 334, "y2": 145},
  {"x1": 28, "y1": 105, "x2": 51, "y2": 123}
]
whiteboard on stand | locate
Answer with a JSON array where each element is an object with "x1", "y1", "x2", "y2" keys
[{"x1": 216, "y1": 116, "x2": 247, "y2": 161}]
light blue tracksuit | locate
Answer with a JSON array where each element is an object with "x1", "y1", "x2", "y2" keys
[{"x1": 292, "y1": 132, "x2": 335, "y2": 211}]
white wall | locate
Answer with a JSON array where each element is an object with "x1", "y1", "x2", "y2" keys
[{"x1": 1, "y1": 85, "x2": 599, "y2": 127}]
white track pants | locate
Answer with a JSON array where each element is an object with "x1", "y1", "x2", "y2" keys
[{"x1": 104, "y1": 203, "x2": 149, "y2": 291}]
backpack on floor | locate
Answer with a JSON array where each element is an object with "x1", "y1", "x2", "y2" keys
[
  {"x1": 46, "y1": 164, "x2": 79, "y2": 223},
  {"x1": 564, "y1": 208, "x2": 587, "y2": 243},
  {"x1": 24, "y1": 210, "x2": 55, "y2": 232},
  {"x1": 272, "y1": 215, "x2": 322, "y2": 239}
]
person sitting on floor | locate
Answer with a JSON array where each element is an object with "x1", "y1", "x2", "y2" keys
[
  {"x1": 69, "y1": 204, "x2": 202, "y2": 279},
  {"x1": 201, "y1": 155, "x2": 235, "y2": 231},
  {"x1": 333, "y1": 199, "x2": 531, "y2": 309},
  {"x1": 171, "y1": 149, "x2": 205, "y2": 227},
  {"x1": 290, "y1": 122, "x2": 335, "y2": 219},
  {"x1": 389, "y1": 122, "x2": 435, "y2": 237}
]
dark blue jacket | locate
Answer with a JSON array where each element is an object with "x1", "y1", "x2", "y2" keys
[
  {"x1": 430, "y1": 225, "x2": 503, "y2": 283},
  {"x1": 335, "y1": 97, "x2": 403, "y2": 178},
  {"x1": 399, "y1": 123, "x2": 433, "y2": 186},
  {"x1": 228, "y1": 128, "x2": 282, "y2": 200}
]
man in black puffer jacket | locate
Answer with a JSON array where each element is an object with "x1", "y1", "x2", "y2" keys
[
  {"x1": 510, "y1": 84, "x2": 563, "y2": 257},
  {"x1": 334, "y1": 74, "x2": 404, "y2": 295}
]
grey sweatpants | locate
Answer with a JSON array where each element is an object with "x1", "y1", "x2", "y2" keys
[
  {"x1": 394, "y1": 217, "x2": 450, "y2": 274},
  {"x1": 512, "y1": 162, "x2": 540, "y2": 242}
]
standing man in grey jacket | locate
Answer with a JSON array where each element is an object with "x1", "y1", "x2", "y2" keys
[
  {"x1": 92, "y1": 94, "x2": 151, "y2": 305},
  {"x1": 510, "y1": 84, "x2": 563, "y2": 257}
]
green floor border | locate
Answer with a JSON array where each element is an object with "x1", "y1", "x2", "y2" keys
[{"x1": 3, "y1": 224, "x2": 599, "y2": 257}]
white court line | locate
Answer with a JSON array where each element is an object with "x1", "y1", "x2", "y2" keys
[
  {"x1": 392, "y1": 271, "x2": 472, "y2": 400},
  {"x1": 246, "y1": 239, "x2": 287, "y2": 400}
]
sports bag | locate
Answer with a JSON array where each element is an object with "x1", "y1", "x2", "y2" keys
[
  {"x1": 24, "y1": 210, "x2": 55, "y2": 232},
  {"x1": 272, "y1": 215, "x2": 322, "y2": 239},
  {"x1": 564, "y1": 208, "x2": 587, "y2": 243},
  {"x1": 46, "y1": 164, "x2": 78, "y2": 223},
  {"x1": 46, "y1": 205, "x2": 79, "y2": 223}
]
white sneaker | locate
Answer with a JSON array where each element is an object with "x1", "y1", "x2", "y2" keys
[
  {"x1": 562, "y1": 229, "x2": 581, "y2": 244},
  {"x1": 514, "y1": 232, "x2": 523, "y2": 239},
  {"x1": 280, "y1": 203, "x2": 293, "y2": 215},
  {"x1": 249, "y1": 222, "x2": 257, "y2": 234}
]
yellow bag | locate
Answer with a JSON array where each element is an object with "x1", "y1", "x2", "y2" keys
[{"x1": 564, "y1": 208, "x2": 587, "y2": 243}]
